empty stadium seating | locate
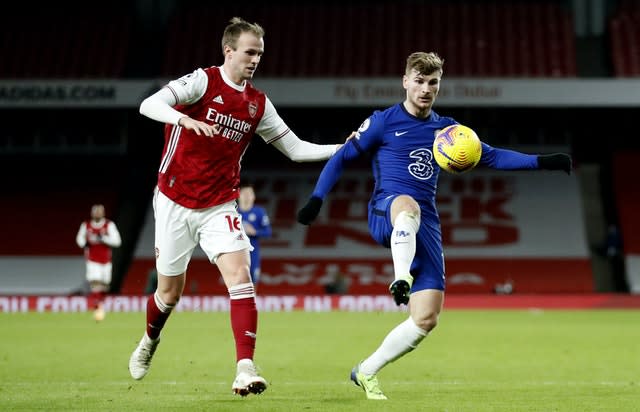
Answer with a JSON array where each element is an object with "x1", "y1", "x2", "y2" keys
[
  {"x1": 161, "y1": 1, "x2": 577, "y2": 78},
  {"x1": 609, "y1": 0, "x2": 640, "y2": 76},
  {"x1": 0, "y1": 153, "x2": 122, "y2": 255},
  {"x1": 0, "y1": 1, "x2": 591, "y2": 79},
  {"x1": 0, "y1": 6, "x2": 132, "y2": 78}
]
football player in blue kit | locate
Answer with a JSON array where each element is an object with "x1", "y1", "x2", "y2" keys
[
  {"x1": 238, "y1": 181, "x2": 272, "y2": 289},
  {"x1": 297, "y1": 52, "x2": 571, "y2": 400}
]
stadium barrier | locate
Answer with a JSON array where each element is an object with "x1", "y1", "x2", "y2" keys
[{"x1": 3, "y1": 294, "x2": 640, "y2": 313}]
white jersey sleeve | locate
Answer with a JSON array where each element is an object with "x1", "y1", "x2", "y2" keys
[
  {"x1": 139, "y1": 68, "x2": 209, "y2": 126},
  {"x1": 102, "y1": 221, "x2": 122, "y2": 248},
  {"x1": 257, "y1": 97, "x2": 339, "y2": 162},
  {"x1": 76, "y1": 223, "x2": 87, "y2": 248},
  {"x1": 256, "y1": 97, "x2": 291, "y2": 142},
  {"x1": 165, "y1": 68, "x2": 208, "y2": 105}
]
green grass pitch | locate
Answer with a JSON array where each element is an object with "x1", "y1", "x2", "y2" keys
[{"x1": 1, "y1": 309, "x2": 639, "y2": 411}]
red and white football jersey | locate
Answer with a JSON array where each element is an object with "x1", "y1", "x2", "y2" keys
[
  {"x1": 78, "y1": 219, "x2": 118, "y2": 264},
  {"x1": 158, "y1": 66, "x2": 289, "y2": 209}
]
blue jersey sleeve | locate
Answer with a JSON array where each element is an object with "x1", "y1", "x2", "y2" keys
[
  {"x1": 311, "y1": 139, "x2": 363, "y2": 199},
  {"x1": 479, "y1": 142, "x2": 539, "y2": 170},
  {"x1": 311, "y1": 113, "x2": 384, "y2": 199}
]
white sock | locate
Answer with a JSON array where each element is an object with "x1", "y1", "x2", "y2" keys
[
  {"x1": 359, "y1": 317, "x2": 428, "y2": 375},
  {"x1": 154, "y1": 291, "x2": 175, "y2": 313},
  {"x1": 228, "y1": 282, "x2": 256, "y2": 299},
  {"x1": 390, "y1": 211, "x2": 420, "y2": 279},
  {"x1": 237, "y1": 358, "x2": 254, "y2": 373}
]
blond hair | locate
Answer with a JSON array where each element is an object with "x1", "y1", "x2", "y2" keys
[
  {"x1": 221, "y1": 17, "x2": 265, "y2": 56},
  {"x1": 405, "y1": 52, "x2": 444, "y2": 76}
]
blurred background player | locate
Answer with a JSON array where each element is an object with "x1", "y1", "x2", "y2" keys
[
  {"x1": 297, "y1": 51, "x2": 571, "y2": 400},
  {"x1": 238, "y1": 181, "x2": 272, "y2": 290},
  {"x1": 128, "y1": 17, "x2": 342, "y2": 396},
  {"x1": 75, "y1": 204, "x2": 122, "y2": 321}
]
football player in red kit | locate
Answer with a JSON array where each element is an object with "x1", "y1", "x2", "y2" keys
[
  {"x1": 129, "y1": 17, "x2": 343, "y2": 396},
  {"x1": 76, "y1": 204, "x2": 121, "y2": 322}
]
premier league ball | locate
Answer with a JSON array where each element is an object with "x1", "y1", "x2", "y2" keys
[{"x1": 433, "y1": 124, "x2": 482, "y2": 174}]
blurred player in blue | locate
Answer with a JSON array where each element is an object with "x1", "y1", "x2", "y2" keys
[
  {"x1": 297, "y1": 52, "x2": 571, "y2": 400},
  {"x1": 238, "y1": 181, "x2": 272, "y2": 290}
]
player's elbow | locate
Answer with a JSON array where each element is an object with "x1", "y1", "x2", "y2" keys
[
  {"x1": 139, "y1": 97, "x2": 151, "y2": 117},
  {"x1": 287, "y1": 152, "x2": 309, "y2": 162}
]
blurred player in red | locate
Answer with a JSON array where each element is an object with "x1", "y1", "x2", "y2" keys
[
  {"x1": 237, "y1": 181, "x2": 272, "y2": 292},
  {"x1": 129, "y1": 17, "x2": 342, "y2": 396},
  {"x1": 75, "y1": 204, "x2": 121, "y2": 322}
]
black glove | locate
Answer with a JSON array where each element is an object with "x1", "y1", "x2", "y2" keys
[
  {"x1": 537, "y1": 153, "x2": 572, "y2": 175},
  {"x1": 297, "y1": 197, "x2": 323, "y2": 225}
]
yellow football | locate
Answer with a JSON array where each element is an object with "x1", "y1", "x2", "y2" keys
[{"x1": 433, "y1": 124, "x2": 482, "y2": 174}]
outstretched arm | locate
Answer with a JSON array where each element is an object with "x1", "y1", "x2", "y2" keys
[
  {"x1": 258, "y1": 98, "x2": 340, "y2": 161},
  {"x1": 481, "y1": 143, "x2": 572, "y2": 174},
  {"x1": 270, "y1": 131, "x2": 340, "y2": 162},
  {"x1": 297, "y1": 139, "x2": 363, "y2": 225}
]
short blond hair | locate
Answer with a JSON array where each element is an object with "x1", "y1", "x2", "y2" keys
[
  {"x1": 221, "y1": 17, "x2": 265, "y2": 55},
  {"x1": 405, "y1": 52, "x2": 444, "y2": 76}
]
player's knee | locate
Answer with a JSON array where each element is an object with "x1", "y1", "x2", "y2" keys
[
  {"x1": 230, "y1": 264, "x2": 252, "y2": 285},
  {"x1": 392, "y1": 196, "x2": 421, "y2": 222},
  {"x1": 241, "y1": 266, "x2": 252, "y2": 283},
  {"x1": 414, "y1": 311, "x2": 439, "y2": 332},
  {"x1": 156, "y1": 287, "x2": 181, "y2": 306},
  {"x1": 393, "y1": 195, "x2": 420, "y2": 212}
]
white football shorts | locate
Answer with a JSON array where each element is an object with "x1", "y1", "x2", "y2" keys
[
  {"x1": 86, "y1": 261, "x2": 112, "y2": 284},
  {"x1": 154, "y1": 188, "x2": 252, "y2": 276}
]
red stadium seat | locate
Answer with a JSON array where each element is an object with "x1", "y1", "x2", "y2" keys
[
  {"x1": 609, "y1": 1, "x2": 640, "y2": 77},
  {"x1": 159, "y1": 1, "x2": 577, "y2": 78}
]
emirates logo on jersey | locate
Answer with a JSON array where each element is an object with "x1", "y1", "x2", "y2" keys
[{"x1": 248, "y1": 102, "x2": 258, "y2": 118}]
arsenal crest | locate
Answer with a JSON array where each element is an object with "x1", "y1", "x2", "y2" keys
[{"x1": 248, "y1": 102, "x2": 258, "y2": 118}]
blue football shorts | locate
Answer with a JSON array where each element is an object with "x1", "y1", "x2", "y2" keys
[{"x1": 368, "y1": 195, "x2": 446, "y2": 291}]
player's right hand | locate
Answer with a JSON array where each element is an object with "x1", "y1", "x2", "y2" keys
[
  {"x1": 243, "y1": 222, "x2": 257, "y2": 236},
  {"x1": 297, "y1": 197, "x2": 323, "y2": 225},
  {"x1": 178, "y1": 116, "x2": 219, "y2": 137},
  {"x1": 334, "y1": 131, "x2": 358, "y2": 153}
]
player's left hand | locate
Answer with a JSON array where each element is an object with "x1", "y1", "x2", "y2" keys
[
  {"x1": 537, "y1": 153, "x2": 572, "y2": 175},
  {"x1": 297, "y1": 197, "x2": 323, "y2": 225}
]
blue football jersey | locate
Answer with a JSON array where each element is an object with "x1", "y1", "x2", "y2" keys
[
  {"x1": 312, "y1": 103, "x2": 538, "y2": 221},
  {"x1": 239, "y1": 205, "x2": 272, "y2": 282}
]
